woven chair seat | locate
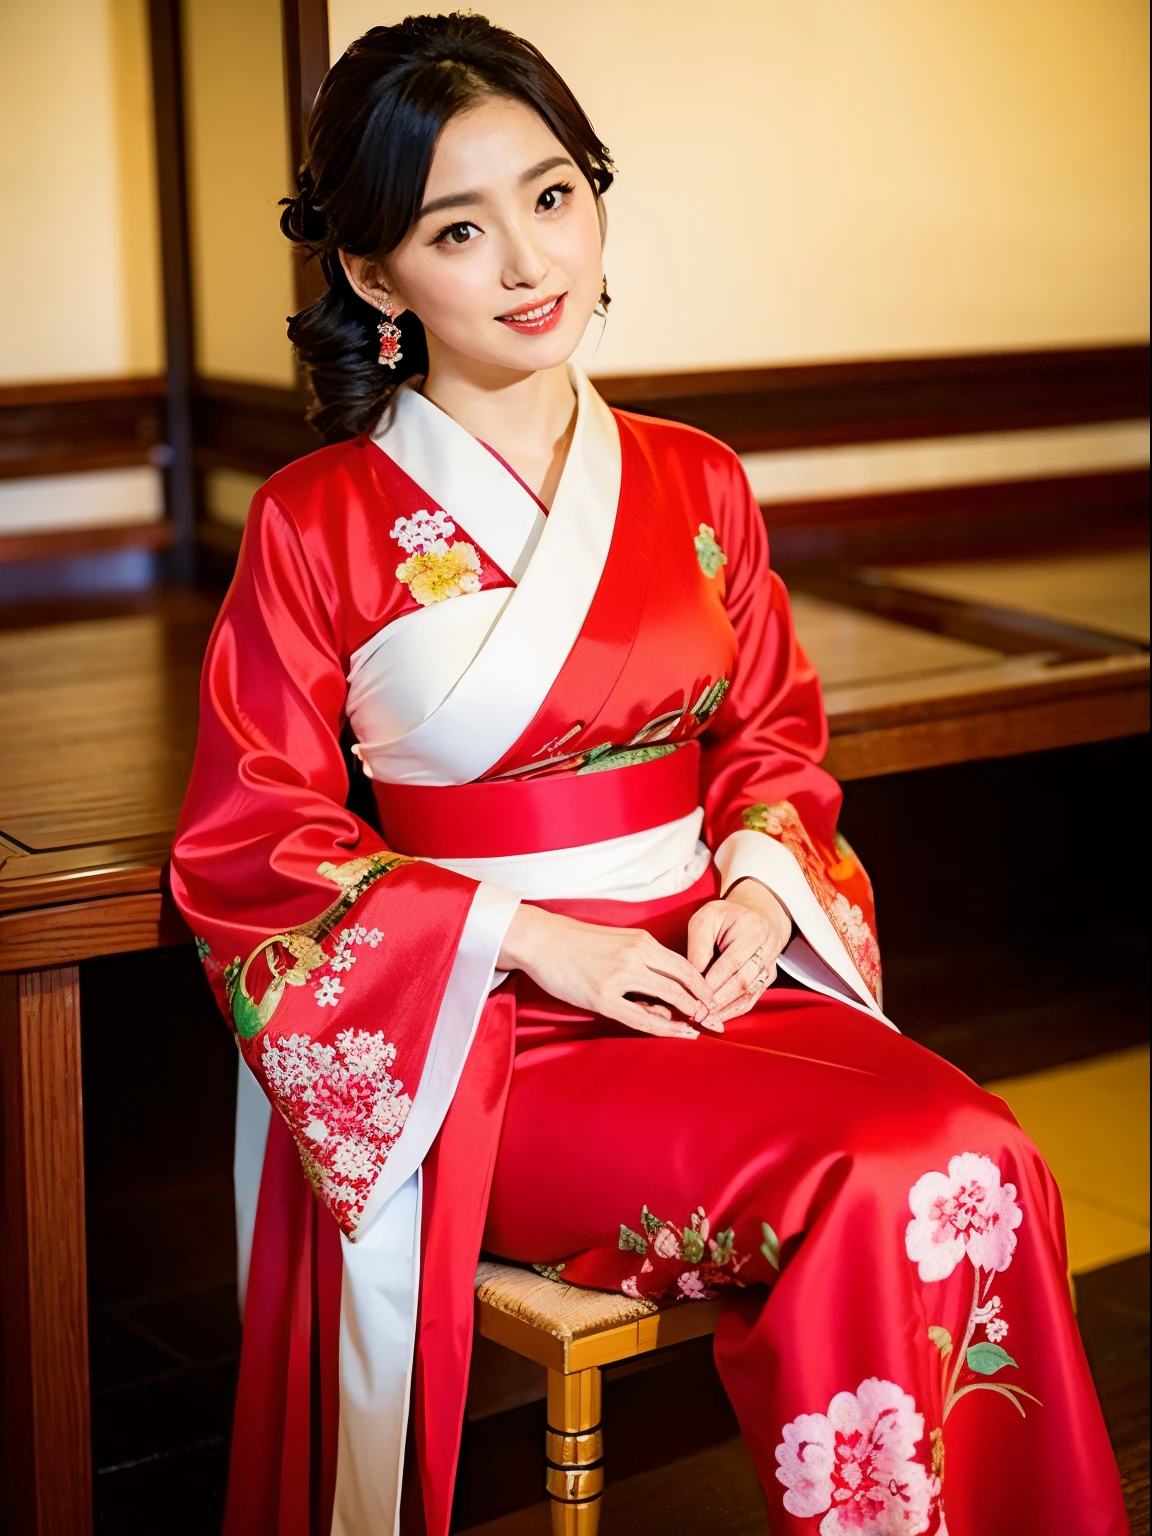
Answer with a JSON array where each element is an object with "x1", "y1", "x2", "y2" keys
[{"x1": 475, "y1": 1259, "x2": 658, "y2": 1342}]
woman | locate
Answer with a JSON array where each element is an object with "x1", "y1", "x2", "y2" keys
[{"x1": 172, "y1": 15, "x2": 1128, "y2": 1536}]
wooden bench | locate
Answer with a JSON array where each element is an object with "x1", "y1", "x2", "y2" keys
[
  {"x1": 0, "y1": 556, "x2": 1147, "y2": 1535},
  {"x1": 475, "y1": 1261, "x2": 723, "y2": 1534}
]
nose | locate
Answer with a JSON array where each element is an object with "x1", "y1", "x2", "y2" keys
[{"x1": 500, "y1": 216, "x2": 549, "y2": 292}]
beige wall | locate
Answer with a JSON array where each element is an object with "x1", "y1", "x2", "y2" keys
[
  {"x1": 328, "y1": 0, "x2": 1150, "y2": 375},
  {"x1": 0, "y1": 0, "x2": 163, "y2": 383},
  {"x1": 182, "y1": 0, "x2": 297, "y2": 386}
]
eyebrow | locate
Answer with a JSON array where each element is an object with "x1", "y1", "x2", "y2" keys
[{"x1": 416, "y1": 155, "x2": 577, "y2": 221}]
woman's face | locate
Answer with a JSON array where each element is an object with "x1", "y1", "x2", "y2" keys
[{"x1": 344, "y1": 95, "x2": 605, "y2": 377}]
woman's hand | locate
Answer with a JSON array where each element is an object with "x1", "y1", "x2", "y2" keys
[
  {"x1": 687, "y1": 879, "x2": 792, "y2": 1022},
  {"x1": 498, "y1": 905, "x2": 725, "y2": 1039}
]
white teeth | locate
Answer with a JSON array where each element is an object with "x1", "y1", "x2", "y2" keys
[{"x1": 506, "y1": 298, "x2": 558, "y2": 322}]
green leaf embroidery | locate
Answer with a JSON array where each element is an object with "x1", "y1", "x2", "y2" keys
[
  {"x1": 694, "y1": 523, "x2": 728, "y2": 579},
  {"x1": 928, "y1": 1325, "x2": 953, "y2": 1358},
  {"x1": 619, "y1": 1224, "x2": 648, "y2": 1255},
  {"x1": 691, "y1": 677, "x2": 731, "y2": 722},
  {"x1": 760, "y1": 1221, "x2": 781, "y2": 1270},
  {"x1": 532, "y1": 1263, "x2": 566, "y2": 1283},
  {"x1": 681, "y1": 1228, "x2": 706, "y2": 1264},
  {"x1": 232, "y1": 992, "x2": 266, "y2": 1041},
  {"x1": 640, "y1": 1206, "x2": 663, "y2": 1235},
  {"x1": 577, "y1": 743, "x2": 679, "y2": 775},
  {"x1": 966, "y1": 1342, "x2": 1018, "y2": 1376},
  {"x1": 195, "y1": 936, "x2": 211, "y2": 961},
  {"x1": 710, "y1": 1227, "x2": 735, "y2": 1265}
]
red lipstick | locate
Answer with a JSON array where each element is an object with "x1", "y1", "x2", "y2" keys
[{"x1": 496, "y1": 293, "x2": 566, "y2": 335}]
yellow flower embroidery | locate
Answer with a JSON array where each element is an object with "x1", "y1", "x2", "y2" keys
[{"x1": 396, "y1": 542, "x2": 482, "y2": 606}]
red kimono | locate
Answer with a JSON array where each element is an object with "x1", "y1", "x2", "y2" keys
[{"x1": 172, "y1": 367, "x2": 1127, "y2": 1536}]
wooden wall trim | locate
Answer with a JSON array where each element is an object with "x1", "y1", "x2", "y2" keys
[
  {"x1": 188, "y1": 344, "x2": 1151, "y2": 478},
  {"x1": 765, "y1": 469, "x2": 1150, "y2": 568},
  {"x1": 0, "y1": 523, "x2": 176, "y2": 568},
  {"x1": 192, "y1": 376, "x2": 315, "y2": 478},
  {"x1": 2, "y1": 346, "x2": 1146, "y2": 572},
  {"x1": 0, "y1": 376, "x2": 165, "y2": 410},
  {"x1": 0, "y1": 386, "x2": 168, "y2": 482},
  {"x1": 596, "y1": 345, "x2": 1151, "y2": 452}
]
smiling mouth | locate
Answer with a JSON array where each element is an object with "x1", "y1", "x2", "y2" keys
[{"x1": 496, "y1": 294, "x2": 566, "y2": 334}]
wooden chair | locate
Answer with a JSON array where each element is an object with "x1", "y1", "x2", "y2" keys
[{"x1": 475, "y1": 1261, "x2": 724, "y2": 1534}]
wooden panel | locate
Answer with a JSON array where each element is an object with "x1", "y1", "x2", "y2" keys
[
  {"x1": 882, "y1": 549, "x2": 1151, "y2": 645},
  {"x1": 766, "y1": 470, "x2": 1149, "y2": 568},
  {"x1": 790, "y1": 593, "x2": 1002, "y2": 690},
  {"x1": 0, "y1": 522, "x2": 175, "y2": 566},
  {"x1": 0, "y1": 966, "x2": 91, "y2": 1536},
  {"x1": 0, "y1": 841, "x2": 170, "y2": 915},
  {"x1": 823, "y1": 654, "x2": 1150, "y2": 781},
  {"x1": 0, "y1": 380, "x2": 166, "y2": 482},
  {"x1": 192, "y1": 376, "x2": 315, "y2": 477},
  {"x1": 0, "y1": 611, "x2": 210, "y2": 852},
  {"x1": 0, "y1": 892, "x2": 190, "y2": 973},
  {"x1": 598, "y1": 346, "x2": 1151, "y2": 453}
]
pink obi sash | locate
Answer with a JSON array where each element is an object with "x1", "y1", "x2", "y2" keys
[{"x1": 373, "y1": 742, "x2": 701, "y2": 859}]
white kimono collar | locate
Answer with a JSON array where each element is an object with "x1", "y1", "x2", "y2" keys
[{"x1": 349, "y1": 365, "x2": 622, "y2": 786}]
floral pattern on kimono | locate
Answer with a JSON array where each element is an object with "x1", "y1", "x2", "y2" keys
[
  {"x1": 742, "y1": 800, "x2": 882, "y2": 1001},
  {"x1": 908, "y1": 1153, "x2": 1039, "y2": 1454},
  {"x1": 617, "y1": 1203, "x2": 757, "y2": 1302},
  {"x1": 776, "y1": 1376, "x2": 939, "y2": 1535}
]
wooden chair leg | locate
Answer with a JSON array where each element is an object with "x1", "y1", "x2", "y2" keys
[{"x1": 545, "y1": 1367, "x2": 603, "y2": 1535}]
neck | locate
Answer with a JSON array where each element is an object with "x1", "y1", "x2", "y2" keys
[{"x1": 420, "y1": 351, "x2": 578, "y2": 508}]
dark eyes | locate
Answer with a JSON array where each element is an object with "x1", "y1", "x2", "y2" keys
[
  {"x1": 537, "y1": 181, "x2": 574, "y2": 212},
  {"x1": 433, "y1": 183, "x2": 576, "y2": 246}
]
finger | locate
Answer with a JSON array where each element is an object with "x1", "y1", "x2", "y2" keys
[
  {"x1": 716, "y1": 962, "x2": 778, "y2": 1021},
  {"x1": 634, "y1": 971, "x2": 725, "y2": 1031},
  {"x1": 686, "y1": 904, "x2": 724, "y2": 973},
  {"x1": 712, "y1": 952, "x2": 777, "y2": 1013},
  {"x1": 646, "y1": 944, "x2": 721, "y2": 1014},
  {"x1": 615, "y1": 1000, "x2": 699, "y2": 1039},
  {"x1": 704, "y1": 924, "x2": 769, "y2": 995}
]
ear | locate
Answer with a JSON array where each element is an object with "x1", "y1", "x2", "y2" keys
[
  {"x1": 597, "y1": 195, "x2": 608, "y2": 250},
  {"x1": 338, "y1": 250, "x2": 408, "y2": 319}
]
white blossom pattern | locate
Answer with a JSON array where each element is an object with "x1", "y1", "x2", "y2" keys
[
  {"x1": 313, "y1": 975, "x2": 344, "y2": 1007},
  {"x1": 261, "y1": 1028, "x2": 413, "y2": 1232},
  {"x1": 775, "y1": 1377, "x2": 936, "y2": 1534},
  {"x1": 905, "y1": 1152, "x2": 1023, "y2": 1282},
  {"x1": 390, "y1": 507, "x2": 455, "y2": 555}
]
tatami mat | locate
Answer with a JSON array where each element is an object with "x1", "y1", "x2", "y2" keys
[{"x1": 984, "y1": 1045, "x2": 1150, "y2": 1275}]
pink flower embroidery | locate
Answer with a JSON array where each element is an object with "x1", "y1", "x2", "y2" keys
[
  {"x1": 261, "y1": 1028, "x2": 412, "y2": 1234},
  {"x1": 677, "y1": 1269, "x2": 712, "y2": 1300},
  {"x1": 775, "y1": 1378, "x2": 935, "y2": 1534},
  {"x1": 653, "y1": 1225, "x2": 684, "y2": 1260},
  {"x1": 905, "y1": 1152, "x2": 1023, "y2": 1281}
]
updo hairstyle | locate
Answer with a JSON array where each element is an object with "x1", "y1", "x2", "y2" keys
[{"x1": 280, "y1": 13, "x2": 614, "y2": 444}]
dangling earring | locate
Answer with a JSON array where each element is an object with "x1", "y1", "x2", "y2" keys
[
  {"x1": 376, "y1": 295, "x2": 403, "y2": 368},
  {"x1": 595, "y1": 274, "x2": 612, "y2": 318}
]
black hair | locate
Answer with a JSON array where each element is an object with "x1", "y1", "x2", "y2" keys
[{"x1": 280, "y1": 13, "x2": 614, "y2": 444}]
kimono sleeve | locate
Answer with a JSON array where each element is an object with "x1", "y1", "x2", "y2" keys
[
  {"x1": 697, "y1": 455, "x2": 882, "y2": 1009},
  {"x1": 171, "y1": 489, "x2": 519, "y2": 1236}
]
